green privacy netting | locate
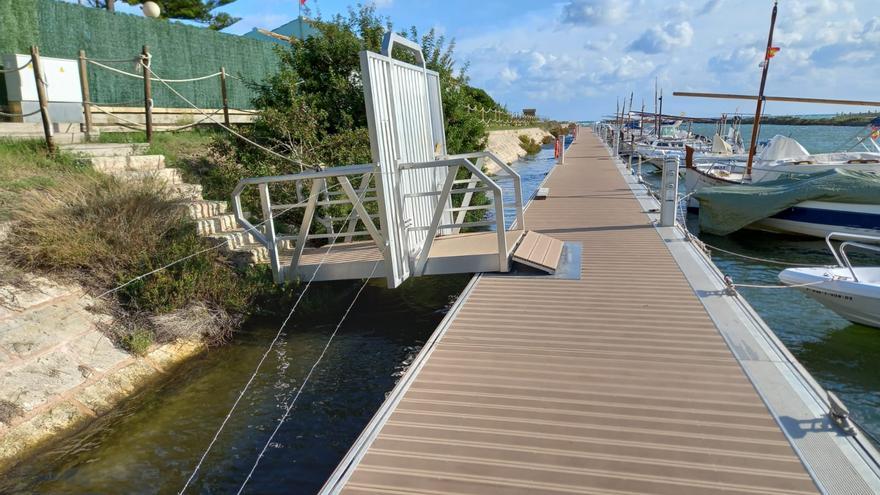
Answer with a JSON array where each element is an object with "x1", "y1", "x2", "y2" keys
[
  {"x1": 694, "y1": 168, "x2": 880, "y2": 235},
  {"x1": 0, "y1": 0, "x2": 279, "y2": 109}
]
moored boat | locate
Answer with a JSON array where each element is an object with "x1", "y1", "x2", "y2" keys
[{"x1": 780, "y1": 233, "x2": 880, "y2": 328}]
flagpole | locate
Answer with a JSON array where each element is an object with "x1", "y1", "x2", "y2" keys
[
  {"x1": 299, "y1": 0, "x2": 302, "y2": 39},
  {"x1": 746, "y1": 1, "x2": 778, "y2": 178}
]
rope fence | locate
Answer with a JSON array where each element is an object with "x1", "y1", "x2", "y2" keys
[
  {"x1": 0, "y1": 58, "x2": 33, "y2": 74},
  {"x1": 1, "y1": 45, "x2": 263, "y2": 151},
  {"x1": 463, "y1": 104, "x2": 545, "y2": 127}
]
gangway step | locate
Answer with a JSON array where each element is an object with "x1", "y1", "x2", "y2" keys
[{"x1": 512, "y1": 230, "x2": 564, "y2": 274}]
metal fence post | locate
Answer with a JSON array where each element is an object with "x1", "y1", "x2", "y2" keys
[
  {"x1": 220, "y1": 66, "x2": 230, "y2": 127},
  {"x1": 30, "y1": 46, "x2": 55, "y2": 153},
  {"x1": 141, "y1": 45, "x2": 153, "y2": 143},
  {"x1": 77, "y1": 50, "x2": 93, "y2": 140},
  {"x1": 659, "y1": 156, "x2": 681, "y2": 227}
]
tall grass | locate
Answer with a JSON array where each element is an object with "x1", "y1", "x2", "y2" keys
[{"x1": 3, "y1": 173, "x2": 258, "y2": 348}]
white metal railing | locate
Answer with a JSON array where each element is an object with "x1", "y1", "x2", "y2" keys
[
  {"x1": 230, "y1": 151, "x2": 523, "y2": 283},
  {"x1": 825, "y1": 232, "x2": 880, "y2": 282}
]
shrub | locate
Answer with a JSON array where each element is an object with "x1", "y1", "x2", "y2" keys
[
  {"x1": 3, "y1": 175, "x2": 259, "y2": 347},
  {"x1": 518, "y1": 135, "x2": 541, "y2": 155}
]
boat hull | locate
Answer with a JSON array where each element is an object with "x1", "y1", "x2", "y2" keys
[
  {"x1": 685, "y1": 168, "x2": 880, "y2": 238},
  {"x1": 779, "y1": 267, "x2": 880, "y2": 328}
]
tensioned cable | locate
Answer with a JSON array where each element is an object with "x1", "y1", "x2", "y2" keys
[
  {"x1": 236, "y1": 255, "x2": 383, "y2": 494},
  {"x1": 142, "y1": 62, "x2": 314, "y2": 171},
  {"x1": 96, "y1": 181, "x2": 345, "y2": 300},
  {"x1": 89, "y1": 103, "x2": 147, "y2": 130},
  {"x1": 0, "y1": 180, "x2": 352, "y2": 341},
  {"x1": 177, "y1": 176, "x2": 375, "y2": 494}
]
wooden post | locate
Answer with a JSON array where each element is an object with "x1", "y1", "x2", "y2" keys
[
  {"x1": 220, "y1": 66, "x2": 230, "y2": 127},
  {"x1": 78, "y1": 50, "x2": 93, "y2": 139},
  {"x1": 30, "y1": 46, "x2": 55, "y2": 154},
  {"x1": 141, "y1": 45, "x2": 153, "y2": 143}
]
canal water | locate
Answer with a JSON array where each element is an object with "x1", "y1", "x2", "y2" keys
[
  {"x1": 5, "y1": 129, "x2": 879, "y2": 493},
  {"x1": 0, "y1": 147, "x2": 559, "y2": 494}
]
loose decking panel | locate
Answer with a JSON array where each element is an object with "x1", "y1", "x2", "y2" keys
[{"x1": 333, "y1": 131, "x2": 818, "y2": 494}]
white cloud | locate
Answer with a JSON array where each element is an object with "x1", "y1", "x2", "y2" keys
[
  {"x1": 562, "y1": 0, "x2": 631, "y2": 26},
  {"x1": 499, "y1": 67, "x2": 519, "y2": 84},
  {"x1": 628, "y1": 21, "x2": 694, "y2": 54}
]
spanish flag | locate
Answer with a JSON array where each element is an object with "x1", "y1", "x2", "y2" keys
[{"x1": 767, "y1": 47, "x2": 781, "y2": 59}]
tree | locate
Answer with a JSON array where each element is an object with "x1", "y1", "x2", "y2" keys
[
  {"x1": 86, "y1": 0, "x2": 241, "y2": 30},
  {"x1": 207, "y1": 5, "x2": 500, "y2": 226}
]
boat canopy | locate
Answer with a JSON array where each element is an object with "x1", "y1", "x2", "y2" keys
[
  {"x1": 758, "y1": 135, "x2": 810, "y2": 161},
  {"x1": 711, "y1": 133, "x2": 733, "y2": 154},
  {"x1": 694, "y1": 168, "x2": 880, "y2": 235}
]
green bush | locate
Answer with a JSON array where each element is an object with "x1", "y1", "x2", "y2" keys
[
  {"x1": 3, "y1": 174, "x2": 259, "y2": 346},
  {"x1": 518, "y1": 135, "x2": 541, "y2": 155}
]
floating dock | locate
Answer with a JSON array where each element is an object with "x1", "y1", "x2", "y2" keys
[{"x1": 321, "y1": 129, "x2": 880, "y2": 494}]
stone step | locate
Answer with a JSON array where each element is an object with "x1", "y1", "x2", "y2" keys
[
  {"x1": 91, "y1": 155, "x2": 165, "y2": 173},
  {"x1": 195, "y1": 213, "x2": 239, "y2": 236},
  {"x1": 113, "y1": 167, "x2": 183, "y2": 185},
  {"x1": 61, "y1": 143, "x2": 148, "y2": 158},
  {"x1": 187, "y1": 200, "x2": 228, "y2": 220},
  {"x1": 206, "y1": 229, "x2": 261, "y2": 250},
  {"x1": 169, "y1": 183, "x2": 203, "y2": 201}
]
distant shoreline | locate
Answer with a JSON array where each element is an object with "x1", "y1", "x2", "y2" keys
[{"x1": 739, "y1": 114, "x2": 878, "y2": 127}]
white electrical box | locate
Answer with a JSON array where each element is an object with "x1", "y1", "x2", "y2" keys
[{"x1": 2, "y1": 53, "x2": 84, "y2": 123}]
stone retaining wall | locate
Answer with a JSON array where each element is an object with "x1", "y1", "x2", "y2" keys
[{"x1": 484, "y1": 127, "x2": 552, "y2": 174}]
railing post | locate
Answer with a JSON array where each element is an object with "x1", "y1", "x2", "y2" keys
[
  {"x1": 141, "y1": 45, "x2": 153, "y2": 143},
  {"x1": 30, "y1": 46, "x2": 55, "y2": 153},
  {"x1": 659, "y1": 156, "x2": 681, "y2": 227},
  {"x1": 220, "y1": 66, "x2": 230, "y2": 127},
  {"x1": 258, "y1": 183, "x2": 281, "y2": 282},
  {"x1": 77, "y1": 50, "x2": 93, "y2": 140},
  {"x1": 637, "y1": 155, "x2": 643, "y2": 182}
]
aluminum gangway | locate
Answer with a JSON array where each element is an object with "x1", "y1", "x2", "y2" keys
[{"x1": 230, "y1": 34, "x2": 559, "y2": 287}]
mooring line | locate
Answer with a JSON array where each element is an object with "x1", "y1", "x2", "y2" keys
[
  {"x1": 236, "y1": 257, "x2": 383, "y2": 494},
  {"x1": 177, "y1": 179, "x2": 375, "y2": 494}
]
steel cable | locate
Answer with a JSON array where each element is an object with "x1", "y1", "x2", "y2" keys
[{"x1": 177, "y1": 176, "x2": 375, "y2": 494}]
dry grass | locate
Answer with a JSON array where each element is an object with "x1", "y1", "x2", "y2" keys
[
  {"x1": 3, "y1": 175, "x2": 187, "y2": 290},
  {"x1": 151, "y1": 302, "x2": 240, "y2": 346}
]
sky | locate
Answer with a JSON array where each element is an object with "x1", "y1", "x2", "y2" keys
[{"x1": 90, "y1": 0, "x2": 880, "y2": 120}]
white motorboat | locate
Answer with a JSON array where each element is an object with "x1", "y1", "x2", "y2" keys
[{"x1": 779, "y1": 233, "x2": 880, "y2": 328}]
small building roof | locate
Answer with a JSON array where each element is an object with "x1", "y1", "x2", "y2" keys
[{"x1": 242, "y1": 16, "x2": 319, "y2": 45}]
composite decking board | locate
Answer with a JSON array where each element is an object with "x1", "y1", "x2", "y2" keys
[
  {"x1": 335, "y1": 131, "x2": 818, "y2": 494},
  {"x1": 511, "y1": 231, "x2": 564, "y2": 273}
]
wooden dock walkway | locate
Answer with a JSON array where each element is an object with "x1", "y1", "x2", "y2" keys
[{"x1": 321, "y1": 130, "x2": 878, "y2": 494}]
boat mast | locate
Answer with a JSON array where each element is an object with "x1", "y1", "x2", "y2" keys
[
  {"x1": 640, "y1": 99, "x2": 645, "y2": 138},
  {"x1": 654, "y1": 78, "x2": 659, "y2": 137},
  {"x1": 658, "y1": 88, "x2": 664, "y2": 137},
  {"x1": 628, "y1": 92, "x2": 634, "y2": 132},
  {"x1": 746, "y1": 1, "x2": 779, "y2": 178}
]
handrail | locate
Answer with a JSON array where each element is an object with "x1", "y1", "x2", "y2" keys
[
  {"x1": 230, "y1": 154, "x2": 521, "y2": 282},
  {"x1": 437, "y1": 151, "x2": 524, "y2": 229},
  {"x1": 824, "y1": 232, "x2": 880, "y2": 281}
]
